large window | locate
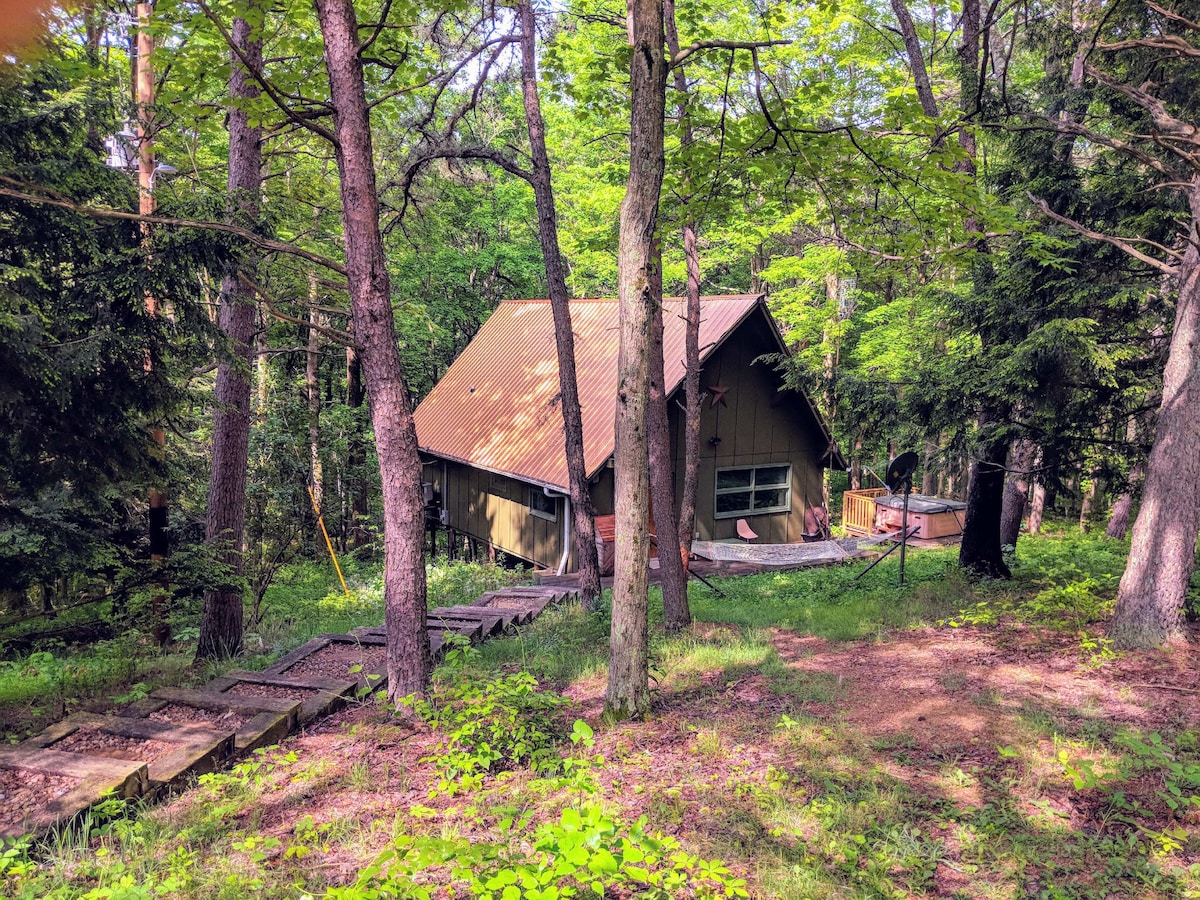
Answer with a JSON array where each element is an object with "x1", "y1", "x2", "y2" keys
[
  {"x1": 528, "y1": 487, "x2": 558, "y2": 522},
  {"x1": 714, "y1": 464, "x2": 792, "y2": 518}
]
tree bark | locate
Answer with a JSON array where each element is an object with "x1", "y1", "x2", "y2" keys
[
  {"x1": 1111, "y1": 182, "x2": 1200, "y2": 648},
  {"x1": 1028, "y1": 481, "x2": 1046, "y2": 534},
  {"x1": 664, "y1": 0, "x2": 702, "y2": 561},
  {"x1": 1000, "y1": 437, "x2": 1035, "y2": 549},
  {"x1": 889, "y1": 0, "x2": 940, "y2": 118},
  {"x1": 921, "y1": 439, "x2": 937, "y2": 495},
  {"x1": 1106, "y1": 461, "x2": 1142, "y2": 539},
  {"x1": 647, "y1": 255, "x2": 690, "y2": 630},
  {"x1": 959, "y1": 417, "x2": 1011, "y2": 578},
  {"x1": 197, "y1": 2, "x2": 263, "y2": 661},
  {"x1": 1079, "y1": 474, "x2": 1097, "y2": 533},
  {"x1": 307, "y1": 278, "x2": 324, "y2": 508},
  {"x1": 316, "y1": 0, "x2": 430, "y2": 697},
  {"x1": 515, "y1": 0, "x2": 601, "y2": 608},
  {"x1": 345, "y1": 345, "x2": 370, "y2": 548},
  {"x1": 606, "y1": 0, "x2": 666, "y2": 722}
]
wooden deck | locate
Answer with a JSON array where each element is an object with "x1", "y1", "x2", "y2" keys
[{"x1": 843, "y1": 487, "x2": 888, "y2": 534}]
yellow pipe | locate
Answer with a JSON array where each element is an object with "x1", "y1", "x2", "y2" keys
[{"x1": 308, "y1": 486, "x2": 350, "y2": 597}]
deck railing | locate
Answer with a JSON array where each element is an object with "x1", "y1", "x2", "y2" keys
[{"x1": 842, "y1": 488, "x2": 888, "y2": 535}]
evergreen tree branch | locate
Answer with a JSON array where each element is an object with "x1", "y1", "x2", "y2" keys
[
  {"x1": 1100, "y1": 34, "x2": 1200, "y2": 57},
  {"x1": 1085, "y1": 64, "x2": 1199, "y2": 147},
  {"x1": 1028, "y1": 193, "x2": 1182, "y2": 276},
  {"x1": 238, "y1": 274, "x2": 357, "y2": 346},
  {"x1": 0, "y1": 176, "x2": 348, "y2": 276},
  {"x1": 1145, "y1": 1, "x2": 1200, "y2": 32}
]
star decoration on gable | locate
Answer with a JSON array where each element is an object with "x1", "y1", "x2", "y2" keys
[{"x1": 707, "y1": 383, "x2": 730, "y2": 408}]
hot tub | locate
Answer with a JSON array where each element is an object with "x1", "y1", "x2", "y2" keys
[{"x1": 873, "y1": 494, "x2": 966, "y2": 539}]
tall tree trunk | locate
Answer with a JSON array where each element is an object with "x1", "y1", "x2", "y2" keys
[
  {"x1": 889, "y1": 0, "x2": 940, "y2": 118},
  {"x1": 606, "y1": 0, "x2": 666, "y2": 722},
  {"x1": 959, "y1": 416, "x2": 1011, "y2": 578},
  {"x1": 647, "y1": 254, "x2": 690, "y2": 630},
  {"x1": 345, "y1": 345, "x2": 370, "y2": 548},
  {"x1": 315, "y1": 0, "x2": 430, "y2": 697},
  {"x1": 1028, "y1": 481, "x2": 1046, "y2": 534},
  {"x1": 307, "y1": 279, "x2": 324, "y2": 507},
  {"x1": 921, "y1": 439, "x2": 937, "y2": 495},
  {"x1": 515, "y1": 0, "x2": 601, "y2": 608},
  {"x1": 136, "y1": 0, "x2": 170, "y2": 644},
  {"x1": 1106, "y1": 461, "x2": 1142, "y2": 539},
  {"x1": 197, "y1": 2, "x2": 262, "y2": 660},
  {"x1": 1111, "y1": 184, "x2": 1200, "y2": 648},
  {"x1": 664, "y1": 0, "x2": 702, "y2": 559},
  {"x1": 1079, "y1": 474, "x2": 1097, "y2": 533},
  {"x1": 1000, "y1": 437, "x2": 1035, "y2": 549}
]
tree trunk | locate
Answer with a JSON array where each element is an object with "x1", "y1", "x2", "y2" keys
[
  {"x1": 664, "y1": 0, "x2": 702, "y2": 558},
  {"x1": 1106, "y1": 461, "x2": 1142, "y2": 539},
  {"x1": 889, "y1": 0, "x2": 940, "y2": 118},
  {"x1": 345, "y1": 345, "x2": 370, "y2": 548},
  {"x1": 647, "y1": 255, "x2": 690, "y2": 630},
  {"x1": 1079, "y1": 475, "x2": 1097, "y2": 533},
  {"x1": 1028, "y1": 481, "x2": 1046, "y2": 534},
  {"x1": 515, "y1": 0, "x2": 601, "y2": 608},
  {"x1": 921, "y1": 439, "x2": 937, "y2": 495},
  {"x1": 1111, "y1": 184, "x2": 1200, "y2": 648},
  {"x1": 1000, "y1": 437, "x2": 1035, "y2": 549},
  {"x1": 307, "y1": 280, "x2": 324, "y2": 507},
  {"x1": 197, "y1": 2, "x2": 263, "y2": 661},
  {"x1": 958, "y1": 417, "x2": 1011, "y2": 578},
  {"x1": 316, "y1": 0, "x2": 430, "y2": 697},
  {"x1": 606, "y1": 0, "x2": 666, "y2": 722}
]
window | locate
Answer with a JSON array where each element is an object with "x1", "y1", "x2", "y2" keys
[
  {"x1": 714, "y1": 464, "x2": 791, "y2": 518},
  {"x1": 528, "y1": 487, "x2": 558, "y2": 522}
]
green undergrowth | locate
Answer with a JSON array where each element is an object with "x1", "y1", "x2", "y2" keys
[
  {"x1": 2, "y1": 533, "x2": 1198, "y2": 898},
  {"x1": 0, "y1": 557, "x2": 522, "y2": 743}
]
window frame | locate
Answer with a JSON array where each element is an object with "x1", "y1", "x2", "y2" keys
[
  {"x1": 713, "y1": 463, "x2": 792, "y2": 519},
  {"x1": 528, "y1": 486, "x2": 558, "y2": 522}
]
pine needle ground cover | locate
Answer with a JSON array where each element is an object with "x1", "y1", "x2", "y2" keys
[{"x1": 2, "y1": 533, "x2": 1198, "y2": 898}]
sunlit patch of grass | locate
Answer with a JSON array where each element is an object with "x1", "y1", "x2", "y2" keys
[{"x1": 689, "y1": 547, "x2": 965, "y2": 639}]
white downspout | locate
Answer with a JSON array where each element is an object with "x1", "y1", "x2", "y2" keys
[{"x1": 556, "y1": 493, "x2": 571, "y2": 576}]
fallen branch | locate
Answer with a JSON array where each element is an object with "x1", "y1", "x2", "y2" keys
[{"x1": 1131, "y1": 683, "x2": 1200, "y2": 694}]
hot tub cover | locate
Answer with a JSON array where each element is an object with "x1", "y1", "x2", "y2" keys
[{"x1": 873, "y1": 494, "x2": 967, "y2": 514}]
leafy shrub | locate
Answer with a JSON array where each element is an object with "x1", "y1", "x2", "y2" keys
[
  {"x1": 330, "y1": 801, "x2": 748, "y2": 900},
  {"x1": 404, "y1": 645, "x2": 571, "y2": 792}
]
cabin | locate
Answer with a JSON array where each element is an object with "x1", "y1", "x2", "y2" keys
[{"x1": 413, "y1": 294, "x2": 843, "y2": 573}]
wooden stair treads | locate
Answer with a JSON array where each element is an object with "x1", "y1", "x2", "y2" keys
[{"x1": 23, "y1": 712, "x2": 235, "y2": 793}]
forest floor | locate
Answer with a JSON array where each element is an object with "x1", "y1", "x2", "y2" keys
[{"x1": 2, "y1": 534, "x2": 1198, "y2": 898}]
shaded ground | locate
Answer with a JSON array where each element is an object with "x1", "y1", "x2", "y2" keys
[{"x1": 129, "y1": 618, "x2": 1198, "y2": 899}]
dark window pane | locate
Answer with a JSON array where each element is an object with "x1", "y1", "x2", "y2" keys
[
  {"x1": 717, "y1": 469, "x2": 752, "y2": 490},
  {"x1": 753, "y1": 488, "x2": 786, "y2": 510},
  {"x1": 756, "y1": 465, "x2": 790, "y2": 487},
  {"x1": 716, "y1": 491, "x2": 752, "y2": 514},
  {"x1": 529, "y1": 489, "x2": 556, "y2": 518}
]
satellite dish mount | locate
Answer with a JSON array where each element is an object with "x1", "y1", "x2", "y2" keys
[
  {"x1": 886, "y1": 452, "x2": 919, "y2": 585},
  {"x1": 855, "y1": 451, "x2": 920, "y2": 585}
]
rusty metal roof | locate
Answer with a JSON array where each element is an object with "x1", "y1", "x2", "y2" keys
[{"x1": 414, "y1": 294, "x2": 827, "y2": 491}]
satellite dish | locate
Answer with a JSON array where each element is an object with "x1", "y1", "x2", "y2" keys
[{"x1": 885, "y1": 451, "x2": 919, "y2": 493}]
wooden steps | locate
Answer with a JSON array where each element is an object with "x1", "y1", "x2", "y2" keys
[{"x1": 0, "y1": 581, "x2": 576, "y2": 839}]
